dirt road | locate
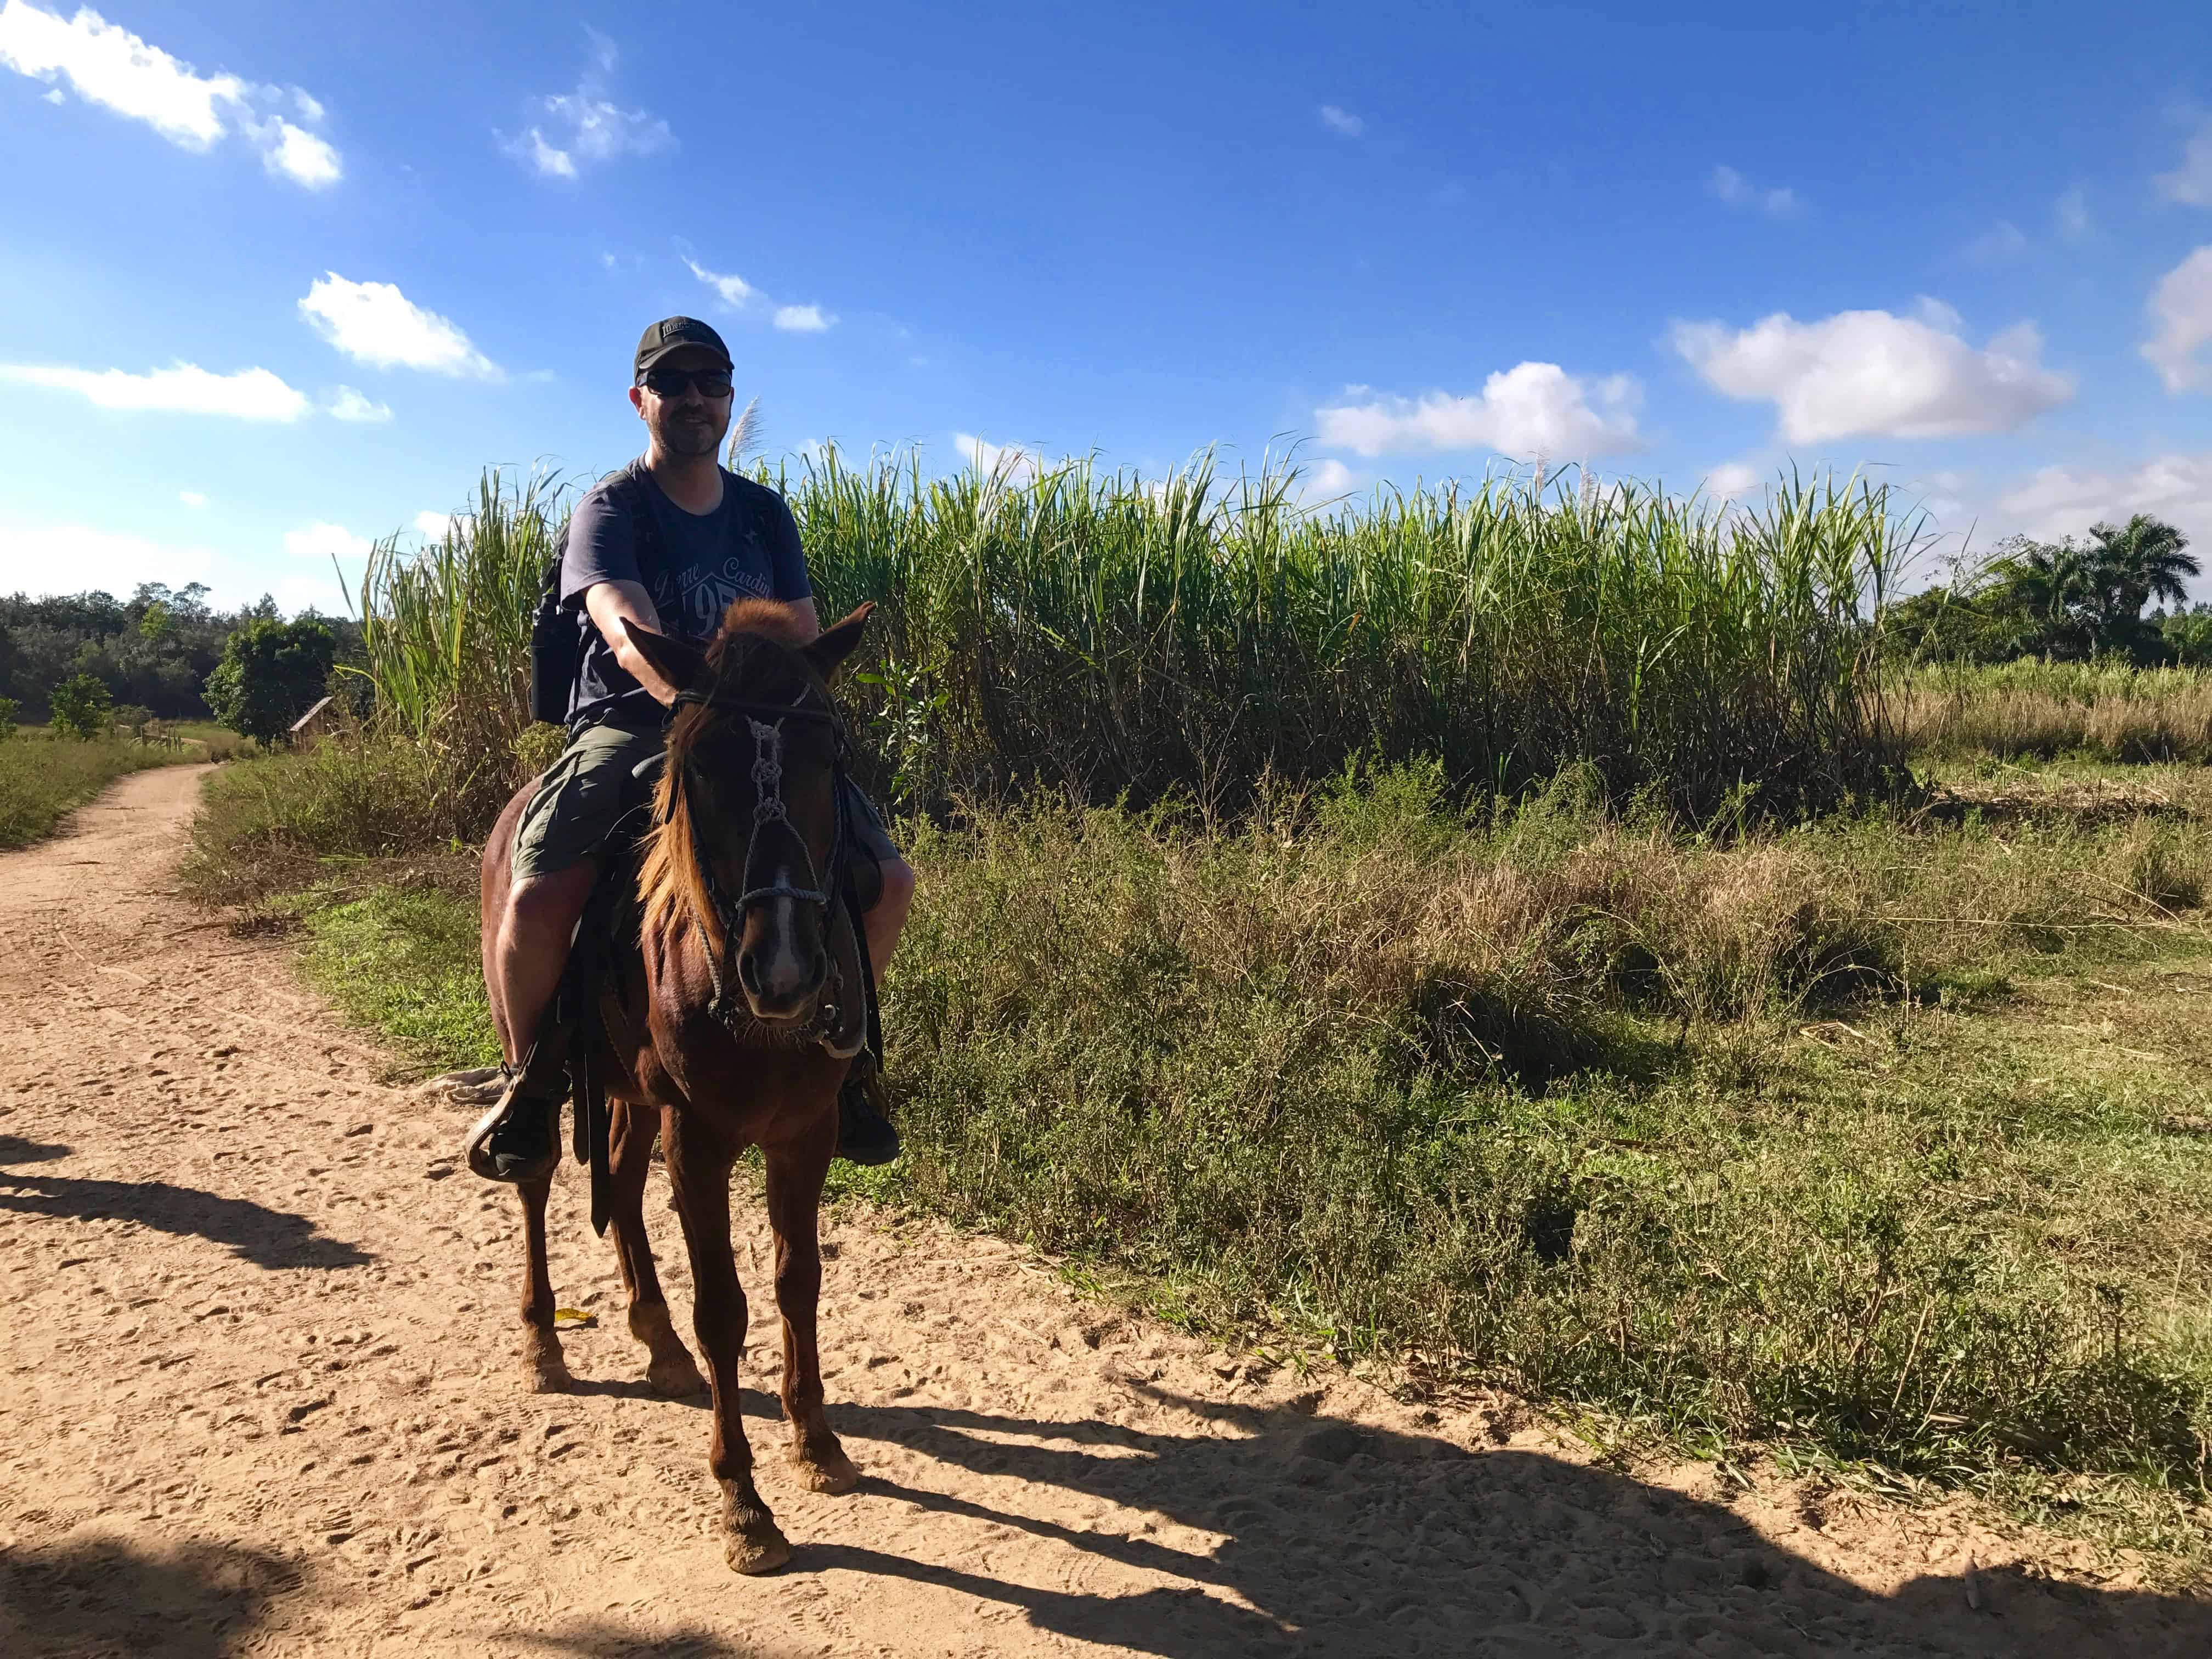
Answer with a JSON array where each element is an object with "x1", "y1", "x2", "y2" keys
[{"x1": 2, "y1": 765, "x2": 2208, "y2": 1657}]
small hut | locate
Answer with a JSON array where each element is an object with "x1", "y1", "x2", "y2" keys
[{"x1": 287, "y1": 695, "x2": 338, "y2": 751}]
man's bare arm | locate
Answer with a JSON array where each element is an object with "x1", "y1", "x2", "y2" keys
[{"x1": 582, "y1": 583, "x2": 820, "y2": 706}]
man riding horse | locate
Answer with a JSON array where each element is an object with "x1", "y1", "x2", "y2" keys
[{"x1": 465, "y1": 314, "x2": 912, "y2": 1182}]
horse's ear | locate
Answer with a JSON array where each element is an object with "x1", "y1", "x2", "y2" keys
[
  {"x1": 802, "y1": 601, "x2": 874, "y2": 681},
  {"x1": 620, "y1": 617, "x2": 709, "y2": 694}
]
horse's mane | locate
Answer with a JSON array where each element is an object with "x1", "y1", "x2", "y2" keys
[{"x1": 635, "y1": 600, "x2": 823, "y2": 952}]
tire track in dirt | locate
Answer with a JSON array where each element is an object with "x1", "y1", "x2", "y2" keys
[{"x1": 1, "y1": 765, "x2": 2207, "y2": 1656}]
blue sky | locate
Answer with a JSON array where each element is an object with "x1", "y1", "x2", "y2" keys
[{"x1": 3, "y1": 0, "x2": 2212, "y2": 611}]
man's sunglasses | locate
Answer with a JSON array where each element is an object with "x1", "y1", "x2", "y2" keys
[{"x1": 639, "y1": 367, "x2": 733, "y2": 399}]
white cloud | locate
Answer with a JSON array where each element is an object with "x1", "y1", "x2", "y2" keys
[
  {"x1": 686, "y1": 258, "x2": 837, "y2": 335},
  {"x1": 413, "y1": 510, "x2": 464, "y2": 541},
  {"x1": 1702, "y1": 462, "x2": 1764, "y2": 503},
  {"x1": 0, "y1": 1, "x2": 234, "y2": 144},
  {"x1": 2143, "y1": 246, "x2": 2212, "y2": 393},
  {"x1": 955, "y1": 433, "x2": 1042, "y2": 481},
  {"x1": 0, "y1": 360, "x2": 308, "y2": 419},
  {"x1": 508, "y1": 126, "x2": 575, "y2": 178},
  {"x1": 1709, "y1": 164, "x2": 1799, "y2": 219},
  {"x1": 2157, "y1": 120, "x2": 2212, "y2": 208},
  {"x1": 540, "y1": 90, "x2": 670, "y2": 163},
  {"x1": 178, "y1": 489, "x2": 206, "y2": 508},
  {"x1": 2055, "y1": 187, "x2": 2090, "y2": 241},
  {"x1": 326, "y1": 385, "x2": 391, "y2": 422},
  {"x1": 1912, "y1": 295, "x2": 1963, "y2": 331},
  {"x1": 0, "y1": 515, "x2": 355, "y2": 611},
  {"x1": 1319, "y1": 104, "x2": 1363, "y2": 138},
  {"x1": 298, "y1": 273, "x2": 498, "y2": 377},
  {"x1": 1313, "y1": 363, "x2": 1644, "y2": 460},
  {"x1": 501, "y1": 32, "x2": 672, "y2": 178},
  {"x1": 0, "y1": 2, "x2": 340, "y2": 186},
  {"x1": 685, "y1": 257, "x2": 756, "y2": 309},
  {"x1": 1996, "y1": 452, "x2": 2212, "y2": 552},
  {"x1": 1295, "y1": 458, "x2": 1364, "y2": 505},
  {"x1": 283, "y1": 521, "x2": 370, "y2": 563},
  {"x1": 258, "y1": 117, "x2": 339, "y2": 187},
  {"x1": 1903, "y1": 467, "x2": 1973, "y2": 522},
  {"x1": 1965, "y1": 219, "x2": 2027, "y2": 262},
  {"x1": 1671, "y1": 307, "x2": 2073, "y2": 443}
]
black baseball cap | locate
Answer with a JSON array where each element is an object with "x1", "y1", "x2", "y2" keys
[{"x1": 634, "y1": 316, "x2": 732, "y2": 377}]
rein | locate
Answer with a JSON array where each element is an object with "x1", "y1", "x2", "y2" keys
[{"x1": 666, "y1": 686, "x2": 851, "y2": 1032}]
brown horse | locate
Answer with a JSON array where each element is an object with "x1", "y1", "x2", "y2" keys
[{"x1": 478, "y1": 598, "x2": 876, "y2": 1573}]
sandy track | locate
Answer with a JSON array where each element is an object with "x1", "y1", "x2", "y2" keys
[{"x1": 1, "y1": 765, "x2": 2208, "y2": 1658}]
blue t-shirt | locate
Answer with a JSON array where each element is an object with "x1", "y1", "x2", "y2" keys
[{"x1": 560, "y1": 464, "x2": 812, "y2": 729}]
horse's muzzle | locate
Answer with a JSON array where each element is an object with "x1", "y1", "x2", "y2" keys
[{"x1": 736, "y1": 915, "x2": 829, "y2": 1021}]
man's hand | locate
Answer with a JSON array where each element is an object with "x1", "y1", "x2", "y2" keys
[{"x1": 583, "y1": 583, "x2": 820, "y2": 705}]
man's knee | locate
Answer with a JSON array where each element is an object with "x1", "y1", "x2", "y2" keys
[
  {"x1": 877, "y1": 857, "x2": 915, "y2": 914},
  {"x1": 505, "y1": 864, "x2": 596, "y2": 944}
]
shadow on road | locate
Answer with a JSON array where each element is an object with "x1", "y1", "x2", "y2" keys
[
  {"x1": 0, "y1": 1137, "x2": 372, "y2": 1270},
  {"x1": 0, "y1": 1534, "x2": 299, "y2": 1658},
  {"x1": 806, "y1": 1390, "x2": 2210, "y2": 1658}
]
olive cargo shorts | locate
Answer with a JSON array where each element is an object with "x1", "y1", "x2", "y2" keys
[{"x1": 510, "y1": 721, "x2": 899, "y2": 885}]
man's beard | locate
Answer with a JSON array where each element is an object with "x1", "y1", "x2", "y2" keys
[{"x1": 654, "y1": 407, "x2": 726, "y2": 459}]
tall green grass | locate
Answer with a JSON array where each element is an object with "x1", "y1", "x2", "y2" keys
[
  {"x1": 341, "y1": 458, "x2": 1916, "y2": 835},
  {"x1": 0, "y1": 732, "x2": 195, "y2": 850},
  {"x1": 348, "y1": 468, "x2": 563, "y2": 830},
  {"x1": 800, "y1": 452, "x2": 1915, "y2": 820}
]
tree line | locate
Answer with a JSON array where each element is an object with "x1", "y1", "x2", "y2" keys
[
  {"x1": 0, "y1": 583, "x2": 359, "y2": 743},
  {"x1": 1885, "y1": 513, "x2": 2208, "y2": 664}
]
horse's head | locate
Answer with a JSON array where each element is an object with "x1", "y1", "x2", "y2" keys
[{"x1": 627, "y1": 600, "x2": 873, "y2": 1029}]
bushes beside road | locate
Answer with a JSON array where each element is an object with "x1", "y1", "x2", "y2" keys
[
  {"x1": 205, "y1": 747, "x2": 2212, "y2": 1543},
  {"x1": 0, "y1": 730, "x2": 201, "y2": 850}
]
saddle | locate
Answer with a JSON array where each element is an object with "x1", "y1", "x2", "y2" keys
[{"x1": 548, "y1": 749, "x2": 877, "y2": 1236}]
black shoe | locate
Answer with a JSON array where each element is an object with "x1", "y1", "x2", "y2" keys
[
  {"x1": 835, "y1": 1066, "x2": 901, "y2": 1167},
  {"x1": 464, "y1": 1081, "x2": 561, "y2": 1183}
]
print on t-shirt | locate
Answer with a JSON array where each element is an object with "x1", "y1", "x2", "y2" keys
[{"x1": 654, "y1": 549, "x2": 777, "y2": 639}]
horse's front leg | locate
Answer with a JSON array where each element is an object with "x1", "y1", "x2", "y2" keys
[
  {"x1": 764, "y1": 1111, "x2": 859, "y2": 1494},
  {"x1": 662, "y1": 1104, "x2": 788, "y2": 1573},
  {"x1": 516, "y1": 1171, "x2": 571, "y2": 1392},
  {"x1": 607, "y1": 1098, "x2": 706, "y2": 1397}
]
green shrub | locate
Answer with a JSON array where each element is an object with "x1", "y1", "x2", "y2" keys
[
  {"x1": 0, "y1": 696, "x2": 16, "y2": 741},
  {"x1": 205, "y1": 617, "x2": 337, "y2": 744},
  {"x1": 48, "y1": 673, "x2": 114, "y2": 740},
  {"x1": 179, "y1": 735, "x2": 497, "y2": 906},
  {"x1": 867, "y1": 776, "x2": 2212, "y2": 1482}
]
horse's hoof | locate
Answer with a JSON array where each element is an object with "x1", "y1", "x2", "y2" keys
[
  {"x1": 725, "y1": 1527, "x2": 793, "y2": 1575},
  {"x1": 521, "y1": 1335, "x2": 571, "y2": 1394},
  {"x1": 788, "y1": 1444, "x2": 860, "y2": 1494},
  {"x1": 648, "y1": 1352, "x2": 708, "y2": 1398}
]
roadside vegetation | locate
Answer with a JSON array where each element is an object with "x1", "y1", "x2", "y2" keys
[
  {"x1": 0, "y1": 725, "x2": 205, "y2": 849},
  {"x1": 178, "y1": 456, "x2": 2212, "y2": 1571}
]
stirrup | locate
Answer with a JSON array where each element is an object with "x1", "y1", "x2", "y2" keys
[
  {"x1": 834, "y1": 1063, "x2": 900, "y2": 1167},
  {"x1": 462, "y1": 1055, "x2": 564, "y2": 1184}
]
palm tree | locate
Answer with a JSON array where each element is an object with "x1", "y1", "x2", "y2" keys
[
  {"x1": 1985, "y1": 536, "x2": 2091, "y2": 656},
  {"x1": 2082, "y1": 516, "x2": 2198, "y2": 646}
]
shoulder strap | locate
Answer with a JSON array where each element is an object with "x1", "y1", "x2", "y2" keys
[
  {"x1": 554, "y1": 461, "x2": 664, "y2": 613},
  {"x1": 614, "y1": 459, "x2": 664, "y2": 573}
]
